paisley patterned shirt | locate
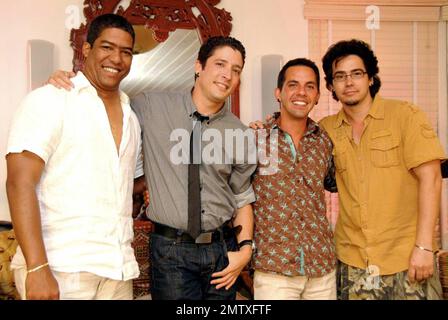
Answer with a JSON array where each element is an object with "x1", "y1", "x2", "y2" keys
[{"x1": 253, "y1": 114, "x2": 336, "y2": 277}]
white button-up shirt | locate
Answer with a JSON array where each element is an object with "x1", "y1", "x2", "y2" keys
[{"x1": 7, "y1": 72, "x2": 142, "y2": 281}]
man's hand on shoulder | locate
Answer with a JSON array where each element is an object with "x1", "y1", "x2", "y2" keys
[
  {"x1": 46, "y1": 70, "x2": 75, "y2": 91},
  {"x1": 248, "y1": 114, "x2": 273, "y2": 130}
]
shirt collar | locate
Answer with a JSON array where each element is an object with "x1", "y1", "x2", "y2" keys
[
  {"x1": 367, "y1": 95, "x2": 385, "y2": 120},
  {"x1": 334, "y1": 108, "x2": 347, "y2": 128},
  {"x1": 184, "y1": 89, "x2": 228, "y2": 123},
  {"x1": 334, "y1": 94, "x2": 384, "y2": 128},
  {"x1": 268, "y1": 112, "x2": 321, "y2": 137},
  {"x1": 71, "y1": 71, "x2": 130, "y2": 106}
]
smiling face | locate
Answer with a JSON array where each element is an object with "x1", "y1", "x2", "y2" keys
[
  {"x1": 276, "y1": 65, "x2": 320, "y2": 122},
  {"x1": 330, "y1": 54, "x2": 373, "y2": 107},
  {"x1": 82, "y1": 27, "x2": 133, "y2": 94},
  {"x1": 193, "y1": 45, "x2": 243, "y2": 108}
]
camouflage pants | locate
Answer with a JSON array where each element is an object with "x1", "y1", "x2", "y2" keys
[{"x1": 337, "y1": 260, "x2": 442, "y2": 300}]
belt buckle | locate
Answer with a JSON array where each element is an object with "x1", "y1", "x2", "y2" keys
[{"x1": 195, "y1": 232, "x2": 213, "y2": 244}]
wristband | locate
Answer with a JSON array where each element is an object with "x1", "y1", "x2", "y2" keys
[
  {"x1": 238, "y1": 239, "x2": 255, "y2": 251},
  {"x1": 27, "y1": 262, "x2": 49, "y2": 274},
  {"x1": 415, "y1": 245, "x2": 433, "y2": 253}
]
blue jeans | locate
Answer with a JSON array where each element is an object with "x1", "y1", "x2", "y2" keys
[{"x1": 150, "y1": 232, "x2": 237, "y2": 300}]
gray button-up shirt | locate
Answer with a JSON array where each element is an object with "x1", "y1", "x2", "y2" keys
[{"x1": 131, "y1": 90, "x2": 257, "y2": 231}]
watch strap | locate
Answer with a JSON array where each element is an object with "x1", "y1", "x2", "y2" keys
[{"x1": 238, "y1": 239, "x2": 253, "y2": 250}]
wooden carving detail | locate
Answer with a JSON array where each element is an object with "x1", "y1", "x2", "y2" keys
[{"x1": 70, "y1": 0, "x2": 232, "y2": 72}]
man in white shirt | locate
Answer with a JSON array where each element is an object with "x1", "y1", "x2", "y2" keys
[{"x1": 6, "y1": 14, "x2": 141, "y2": 300}]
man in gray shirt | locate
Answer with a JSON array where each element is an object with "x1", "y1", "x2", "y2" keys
[
  {"x1": 48, "y1": 36, "x2": 256, "y2": 300},
  {"x1": 133, "y1": 36, "x2": 256, "y2": 300}
]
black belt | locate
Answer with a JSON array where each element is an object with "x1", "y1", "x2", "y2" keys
[{"x1": 153, "y1": 222, "x2": 226, "y2": 244}]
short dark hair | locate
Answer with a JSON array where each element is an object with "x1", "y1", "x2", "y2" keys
[
  {"x1": 322, "y1": 39, "x2": 381, "y2": 101},
  {"x1": 277, "y1": 58, "x2": 320, "y2": 92},
  {"x1": 197, "y1": 36, "x2": 246, "y2": 69},
  {"x1": 87, "y1": 14, "x2": 135, "y2": 47}
]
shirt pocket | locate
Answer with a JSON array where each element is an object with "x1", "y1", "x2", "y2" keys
[
  {"x1": 370, "y1": 129, "x2": 400, "y2": 167},
  {"x1": 332, "y1": 142, "x2": 348, "y2": 173}
]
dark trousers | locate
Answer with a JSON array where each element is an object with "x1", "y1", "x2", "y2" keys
[{"x1": 150, "y1": 232, "x2": 237, "y2": 300}]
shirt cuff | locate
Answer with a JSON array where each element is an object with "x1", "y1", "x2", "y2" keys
[
  {"x1": 234, "y1": 185, "x2": 256, "y2": 208},
  {"x1": 406, "y1": 155, "x2": 447, "y2": 171}
]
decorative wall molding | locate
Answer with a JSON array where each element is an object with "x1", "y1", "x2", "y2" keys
[
  {"x1": 305, "y1": 0, "x2": 448, "y2": 6},
  {"x1": 304, "y1": 4, "x2": 441, "y2": 21},
  {"x1": 305, "y1": 0, "x2": 448, "y2": 21},
  {"x1": 442, "y1": 6, "x2": 448, "y2": 20}
]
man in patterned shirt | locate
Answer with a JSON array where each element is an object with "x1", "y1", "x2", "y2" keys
[{"x1": 252, "y1": 58, "x2": 337, "y2": 300}]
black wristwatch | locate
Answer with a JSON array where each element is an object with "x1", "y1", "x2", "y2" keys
[{"x1": 238, "y1": 239, "x2": 256, "y2": 251}]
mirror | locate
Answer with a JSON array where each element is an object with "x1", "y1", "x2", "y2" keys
[
  {"x1": 69, "y1": 0, "x2": 239, "y2": 115},
  {"x1": 122, "y1": 29, "x2": 200, "y2": 96}
]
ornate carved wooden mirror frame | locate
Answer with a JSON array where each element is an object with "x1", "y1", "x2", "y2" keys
[{"x1": 69, "y1": 0, "x2": 240, "y2": 116}]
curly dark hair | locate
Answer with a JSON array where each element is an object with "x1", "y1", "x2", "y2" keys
[
  {"x1": 87, "y1": 14, "x2": 135, "y2": 47},
  {"x1": 322, "y1": 39, "x2": 381, "y2": 101},
  {"x1": 277, "y1": 58, "x2": 320, "y2": 92},
  {"x1": 197, "y1": 36, "x2": 246, "y2": 70}
]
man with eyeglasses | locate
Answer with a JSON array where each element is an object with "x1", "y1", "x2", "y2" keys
[{"x1": 319, "y1": 39, "x2": 446, "y2": 299}]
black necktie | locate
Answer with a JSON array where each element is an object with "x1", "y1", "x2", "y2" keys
[{"x1": 187, "y1": 112, "x2": 209, "y2": 239}]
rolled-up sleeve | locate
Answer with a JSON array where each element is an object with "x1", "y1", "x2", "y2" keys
[{"x1": 229, "y1": 163, "x2": 257, "y2": 208}]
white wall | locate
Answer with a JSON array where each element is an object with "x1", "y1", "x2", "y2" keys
[
  {"x1": 0, "y1": 0, "x2": 308, "y2": 221},
  {"x1": 219, "y1": 0, "x2": 308, "y2": 124},
  {"x1": 0, "y1": 0, "x2": 83, "y2": 221}
]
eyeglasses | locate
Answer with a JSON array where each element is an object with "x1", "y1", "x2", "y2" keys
[{"x1": 333, "y1": 70, "x2": 367, "y2": 82}]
